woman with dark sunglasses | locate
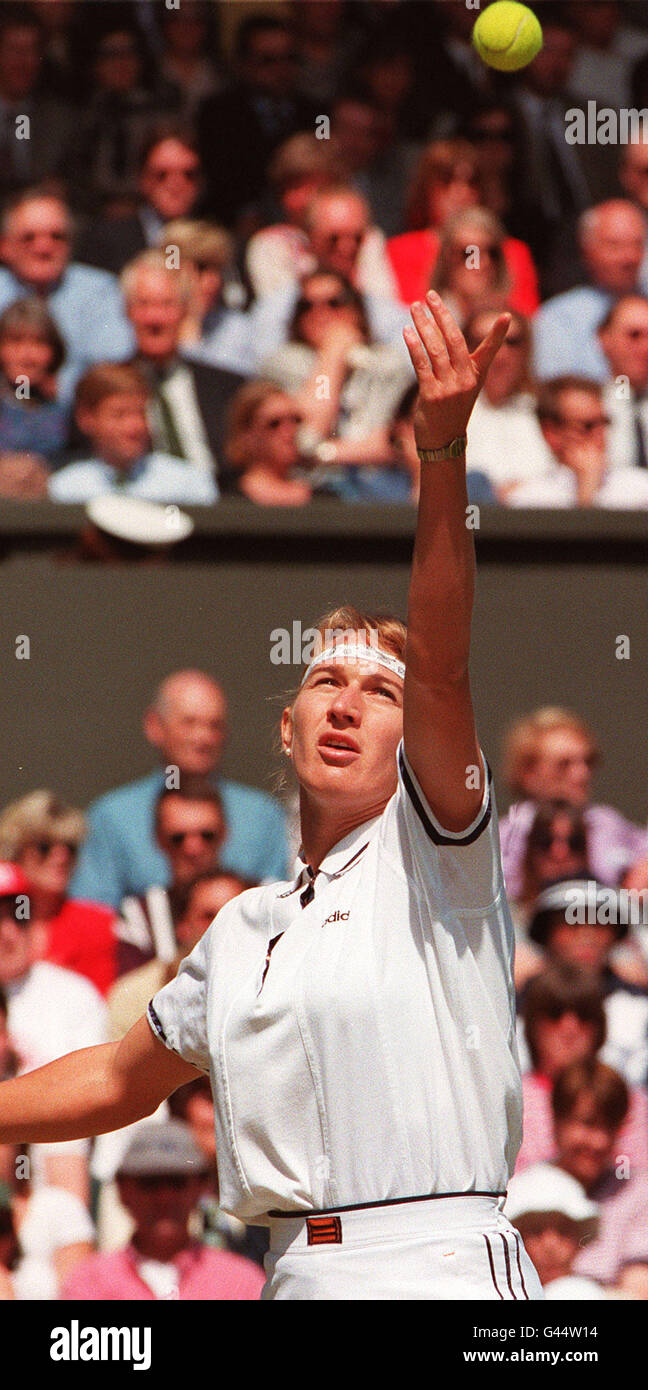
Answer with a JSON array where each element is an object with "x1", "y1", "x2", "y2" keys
[{"x1": 259, "y1": 268, "x2": 413, "y2": 477}]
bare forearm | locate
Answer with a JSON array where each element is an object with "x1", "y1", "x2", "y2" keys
[
  {"x1": 407, "y1": 454, "x2": 475, "y2": 685},
  {"x1": 0, "y1": 1041, "x2": 158, "y2": 1145}
]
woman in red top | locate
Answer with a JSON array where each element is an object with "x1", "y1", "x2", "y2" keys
[
  {"x1": 387, "y1": 138, "x2": 539, "y2": 316},
  {"x1": 0, "y1": 791, "x2": 117, "y2": 994}
]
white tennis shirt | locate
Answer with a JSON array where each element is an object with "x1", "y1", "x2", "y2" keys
[{"x1": 148, "y1": 743, "x2": 522, "y2": 1223}]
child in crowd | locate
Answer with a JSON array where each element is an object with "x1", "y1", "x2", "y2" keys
[{"x1": 48, "y1": 364, "x2": 217, "y2": 505}]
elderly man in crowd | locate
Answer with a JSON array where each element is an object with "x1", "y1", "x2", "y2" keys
[
  {"x1": 62, "y1": 1120, "x2": 265, "y2": 1301},
  {"x1": 249, "y1": 185, "x2": 409, "y2": 369},
  {"x1": 122, "y1": 248, "x2": 245, "y2": 471},
  {"x1": 508, "y1": 375, "x2": 648, "y2": 506},
  {"x1": 70, "y1": 669, "x2": 289, "y2": 910},
  {"x1": 76, "y1": 122, "x2": 205, "y2": 277},
  {"x1": 0, "y1": 188, "x2": 134, "y2": 388},
  {"x1": 532, "y1": 201, "x2": 648, "y2": 383}
]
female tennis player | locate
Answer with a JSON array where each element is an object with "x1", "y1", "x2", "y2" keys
[{"x1": 0, "y1": 292, "x2": 542, "y2": 1300}]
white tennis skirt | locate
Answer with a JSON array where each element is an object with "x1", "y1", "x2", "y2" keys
[{"x1": 262, "y1": 1193, "x2": 544, "y2": 1301}]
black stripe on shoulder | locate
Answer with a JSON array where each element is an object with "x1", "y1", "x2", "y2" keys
[
  {"x1": 147, "y1": 1000, "x2": 168, "y2": 1044},
  {"x1": 398, "y1": 746, "x2": 492, "y2": 847}
]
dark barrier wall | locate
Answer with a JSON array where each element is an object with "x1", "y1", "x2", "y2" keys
[{"x1": 1, "y1": 504, "x2": 647, "y2": 822}]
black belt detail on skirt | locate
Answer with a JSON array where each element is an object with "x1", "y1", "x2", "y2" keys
[{"x1": 268, "y1": 1189, "x2": 506, "y2": 1218}]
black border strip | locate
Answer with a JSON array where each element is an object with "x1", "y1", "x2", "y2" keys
[
  {"x1": 514, "y1": 1231, "x2": 530, "y2": 1300},
  {"x1": 147, "y1": 1000, "x2": 168, "y2": 1044},
  {"x1": 500, "y1": 1231, "x2": 517, "y2": 1300},
  {"x1": 398, "y1": 746, "x2": 492, "y2": 846},
  {"x1": 268, "y1": 1188, "x2": 505, "y2": 1218}
]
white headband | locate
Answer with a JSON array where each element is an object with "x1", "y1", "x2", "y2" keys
[{"x1": 301, "y1": 642, "x2": 406, "y2": 686}]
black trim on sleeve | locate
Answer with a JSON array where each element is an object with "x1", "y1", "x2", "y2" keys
[
  {"x1": 147, "y1": 1000, "x2": 168, "y2": 1044},
  {"x1": 398, "y1": 746, "x2": 492, "y2": 846}
]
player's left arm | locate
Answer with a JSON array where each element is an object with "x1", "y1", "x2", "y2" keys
[{"x1": 402, "y1": 292, "x2": 510, "y2": 831}]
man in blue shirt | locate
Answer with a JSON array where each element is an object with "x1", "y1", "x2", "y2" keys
[
  {"x1": 533, "y1": 200, "x2": 647, "y2": 382},
  {"x1": 48, "y1": 362, "x2": 217, "y2": 505},
  {"x1": 71, "y1": 669, "x2": 290, "y2": 908},
  {"x1": 0, "y1": 188, "x2": 135, "y2": 389}
]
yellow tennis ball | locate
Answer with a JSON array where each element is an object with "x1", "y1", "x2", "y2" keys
[{"x1": 472, "y1": 1, "x2": 543, "y2": 72}]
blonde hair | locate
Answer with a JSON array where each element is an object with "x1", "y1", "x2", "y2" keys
[
  {"x1": 432, "y1": 207, "x2": 510, "y2": 297},
  {"x1": 224, "y1": 379, "x2": 291, "y2": 469},
  {"x1": 160, "y1": 219, "x2": 234, "y2": 272},
  {"x1": 502, "y1": 707, "x2": 600, "y2": 798},
  {"x1": 0, "y1": 790, "x2": 86, "y2": 860},
  {"x1": 273, "y1": 606, "x2": 407, "y2": 793}
]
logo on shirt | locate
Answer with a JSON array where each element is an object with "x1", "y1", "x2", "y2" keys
[{"x1": 320, "y1": 910, "x2": 350, "y2": 927}]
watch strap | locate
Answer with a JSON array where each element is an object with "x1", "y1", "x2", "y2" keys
[{"x1": 417, "y1": 434, "x2": 467, "y2": 462}]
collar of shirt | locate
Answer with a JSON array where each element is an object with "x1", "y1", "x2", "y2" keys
[{"x1": 292, "y1": 811, "x2": 383, "y2": 889}]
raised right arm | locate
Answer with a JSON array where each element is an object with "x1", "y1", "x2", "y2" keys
[{"x1": 0, "y1": 1016, "x2": 201, "y2": 1146}]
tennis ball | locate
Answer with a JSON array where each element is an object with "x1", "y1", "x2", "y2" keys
[{"x1": 472, "y1": 1, "x2": 543, "y2": 73}]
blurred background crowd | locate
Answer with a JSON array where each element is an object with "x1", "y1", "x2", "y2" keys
[
  {"x1": 0, "y1": 0, "x2": 648, "y2": 1304},
  {"x1": 4, "y1": 0, "x2": 648, "y2": 514}
]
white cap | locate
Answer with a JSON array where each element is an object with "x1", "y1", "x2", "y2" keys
[
  {"x1": 505, "y1": 1163, "x2": 599, "y2": 1237},
  {"x1": 85, "y1": 496, "x2": 194, "y2": 546}
]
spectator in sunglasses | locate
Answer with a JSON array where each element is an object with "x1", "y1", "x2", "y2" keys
[
  {"x1": 463, "y1": 306, "x2": 554, "y2": 496},
  {"x1": 0, "y1": 791, "x2": 117, "y2": 996},
  {"x1": 508, "y1": 800, "x2": 590, "y2": 990},
  {"x1": 508, "y1": 376, "x2": 648, "y2": 507},
  {"x1": 499, "y1": 706, "x2": 648, "y2": 900},
  {"x1": 526, "y1": 882, "x2": 648, "y2": 1088},
  {"x1": 430, "y1": 208, "x2": 514, "y2": 330},
  {"x1": 116, "y1": 780, "x2": 227, "y2": 977},
  {"x1": 108, "y1": 869, "x2": 251, "y2": 1043},
  {"x1": 259, "y1": 269, "x2": 413, "y2": 474},
  {"x1": 515, "y1": 963, "x2": 648, "y2": 1177},
  {"x1": 62, "y1": 1120, "x2": 264, "y2": 1301},
  {"x1": 222, "y1": 379, "x2": 330, "y2": 506},
  {"x1": 0, "y1": 858, "x2": 108, "y2": 1203},
  {"x1": 387, "y1": 140, "x2": 539, "y2": 315},
  {"x1": 76, "y1": 124, "x2": 205, "y2": 279},
  {"x1": 0, "y1": 188, "x2": 134, "y2": 378},
  {"x1": 248, "y1": 186, "x2": 409, "y2": 367}
]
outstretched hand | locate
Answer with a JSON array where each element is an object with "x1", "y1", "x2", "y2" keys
[{"x1": 403, "y1": 291, "x2": 511, "y2": 452}]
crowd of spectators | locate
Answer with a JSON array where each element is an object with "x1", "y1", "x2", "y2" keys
[
  {"x1": 0, "y1": 676, "x2": 647, "y2": 1301},
  {"x1": 1, "y1": 0, "x2": 648, "y2": 1305},
  {"x1": 3, "y1": 1, "x2": 648, "y2": 511}
]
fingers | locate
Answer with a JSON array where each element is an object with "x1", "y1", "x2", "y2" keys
[
  {"x1": 470, "y1": 312, "x2": 512, "y2": 380},
  {"x1": 423, "y1": 291, "x2": 470, "y2": 373},
  {"x1": 407, "y1": 299, "x2": 453, "y2": 382}
]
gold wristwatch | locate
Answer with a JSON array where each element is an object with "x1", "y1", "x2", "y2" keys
[{"x1": 417, "y1": 435, "x2": 467, "y2": 463}]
